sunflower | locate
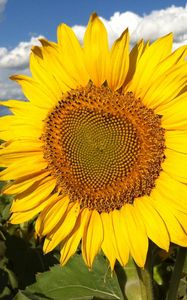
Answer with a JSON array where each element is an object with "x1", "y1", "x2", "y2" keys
[{"x1": 0, "y1": 13, "x2": 187, "y2": 270}]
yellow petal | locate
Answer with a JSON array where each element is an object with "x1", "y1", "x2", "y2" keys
[
  {"x1": 151, "y1": 172, "x2": 187, "y2": 212},
  {"x1": 0, "y1": 115, "x2": 42, "y2": 129},
  {"x1": 83, "y1": 13, "x2": 109, "y2": 86},
  {"x1": 162, "y1": 148, "x2": 187, "y2": 183},
  {"x1": 165, "y1": 130, "x2": 187, "y2": 153},
  {"x1": 122, "y1": 204, "x2": 148, "y2": 267},
  {"x1": 10, "y1": 211, "x2": 38, "y2": 224},
  {"x1": 134, "y1": 196, "x2": 169, "y2": 251},
  {"x1": 127, "y1": 33, "x2": 173, "y2": 97},
  {"x1": 151, "y1": 195, "x2": 187, "y2": 246},
  {"x1": 0, "y1": 155, "x2": 47, "y2": 180},
  {"x1": 3, "y1": 171, "x2": 49, "y2": 194},
  {"x1": 160, "y1": 92, "x2": 187, "y2": 130},
  {"x1": 0, "y1": 125, "x2": 41, "y2": 140},
  {"x1": 30, "y1": 51, "x2": 63, "y2": 100},
  {"x1": 57, "y1": 24, "x2": 89, "y2": 86},
  {"x1": 0, "y1": 138, "x2": 42, "y2": 154},
  {"x1": 112, "y1": 209, "x2": 129, "y2": 266},
  {"x1": 10, "y1": 192, "x2": 59, "y2": 224},
  {"x1": 124, "y1": 39, "x2": 145, "y2": 86},
  {"x1": 147, "y1": 45, "x2": 187, "y2": 85},
  {"x1": 43, "y1": 201, "x2": 80, "y2": 253},
  {"x1": 82, "y1": 209, "x2": 103, "y2": 268},
  {"x1": 142, "y1": 63, "x2": 187, "y2": 109},
  {"x1": 100, "y1": 212, "x2": 117, "y2": 270},
  {"x1": 11, "y1": 177, "x2": 56, "y2": 212},
  {"x1": 0, "y1": 116, "x2": 42, "y2": 144},
  {"x1": 174, "y1": 211, "x2": 187, "y2": 234},
  {"x1": 10, "y1": 75, "x2": 57, "y2": 109},
  {"x1": 60, "y1": 208, "x2": 91, "y2": 266},
  {"x1": 0, "y1": 100, "x2": 47, "y2": 120},
  {"x1": 107, "y1": 29, "x2": 129, "y2": 91},
  {"x1": 33, "y1": 40, "x2": 78, "y2": 91},
  {"x1": 0, "y1": 150, "x2": 44, "y2": 167},
  {"x1": 35, "y1": 195, "x2": 69, "y2": 236}
]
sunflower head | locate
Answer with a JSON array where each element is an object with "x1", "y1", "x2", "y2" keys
[{"x1": 1, "y1": 13, "x2": 187, "y2": 270}]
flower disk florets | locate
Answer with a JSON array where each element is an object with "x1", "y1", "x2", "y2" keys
[{"x1": 42, "y1": 84, "x2": 165, "y2": 212}]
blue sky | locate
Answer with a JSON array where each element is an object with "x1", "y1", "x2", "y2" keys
[{"x1": 0, "y1": 0, "x2": 186, "y2": 48}]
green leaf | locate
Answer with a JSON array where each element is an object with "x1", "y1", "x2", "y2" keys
[
  {"x1": 5, "y1": 234, "x2": 58, "y2": 289},
  {"x1": 178, "y1": 256, "x2": 187, "y2": 300},
  {"x1": 25, "y1": 254, "x2": 124, "y2": 300},
  {"x1": 0, "y1": 185, "x2": 13, "y2": 222},
  {"x1": 183, "y1": 251, "x2": 187, "y2": 274},
  {"x1": 178, "y1": 277, "x2": 187, "y2": 300},
  {"x1": 13, "y1": 291, "x2": 32, "y2": 300},
  {"x1": 13, "y1": 290, "x2": 47, "y2": 300},
  {"x1": 113, "y1": 259, "x2": 142, "y2": 300},
  {"x1": 123, "y1": 259, "x2": 141, "y2": 300},
  {"x1": 0, "y1": 239, "x2": 6, "y2": 258}
]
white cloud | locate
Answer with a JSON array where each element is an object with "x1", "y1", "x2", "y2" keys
[
  {"x1": 101, "y1": 12, "x2": 142, "y2": 46},
  {"x1": 0, "y1": 4, "x2": 187, "y2": 104},
  {"x1": 0, "y1": 36, "x2": 43, "y2": 104},
  {"x1": 73, "y1": 4, "x2": 187, "y2": 48},
  {"x1": 73, "y1": 12, "x2": 142, "y2": 46},
  {"x1": 0, "y1": 0, "x2": 7, "y2": 20},
  {"x1": 130, "y1": 5, "x2": 187, "y2": 45},
  {"x1": 72, "y1": 25, "x2": 86, "y2": 44},
  {"x1": 0, "y1": 36, "x2": 42, "y2": 69}
]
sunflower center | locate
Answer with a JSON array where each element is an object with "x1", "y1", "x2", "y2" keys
[
  {"x1": 61, "y1": 108, "x2": 140, "y2": 189},
  {"x1": 42, "y1": 84, "x2": 165, "y2": 213}
]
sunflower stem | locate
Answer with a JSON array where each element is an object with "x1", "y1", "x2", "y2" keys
[
  {"x1": 167, "y1": 246, "x2": 186, "y2": 300},
  {"x1": 136, "y1": 254, "x2": 154, "y2": 300}
]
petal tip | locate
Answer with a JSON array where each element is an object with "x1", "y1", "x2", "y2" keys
[
  {"x1": 31, "y1": 46, "x2": 43, "y2": 58},
  {"x1": 9, "y1": 75, "x2": 18, "y2": 81},
  {"x1": 90, "y1": 12, "x2": 98, "y2": 22}
]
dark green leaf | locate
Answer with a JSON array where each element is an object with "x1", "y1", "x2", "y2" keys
[
  {"x1": 13, "y1": 290, "x2": 48, "y2": 300},
  {"x1": 13, "y1": 291, "x2": 32, "y2": 300},
  {"x1": 0, "y1": 268, "x2": 9, "y2": 293},
  {"x1": 25, "y1": 254, "x2": 123, "y2": 300},
  {"x1": 5, "y1": 234, "x2": 58, "y2": 289},
  {"x1": 123, "y1": 259, "x2": 141, "y2": 300},
  {"x1": 178, "y1": 277, "x2": 187, "y2": 300},
  {"x1": 183, "y1": 251, "x2": 187, "y2": 274}
]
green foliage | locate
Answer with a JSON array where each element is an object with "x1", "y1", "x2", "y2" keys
[
  {"x1": 114, "y1": 259, "x2": 141, "y2": 300},
  {"x1": 0, "y1": 182, "x2": 58, "y2": 299},
  {"x1": 175, "y1": 250, "x2": 187, "y2": 300},
  {"x1": 0, "y1": 184, "x2": 186, "y2": 300},
  {"x1": 23, "y1": 254, "x2": 123, "y2": 300},
  {"x1": 0, "y1": 180, "x2": 12, "y2": 223}
]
